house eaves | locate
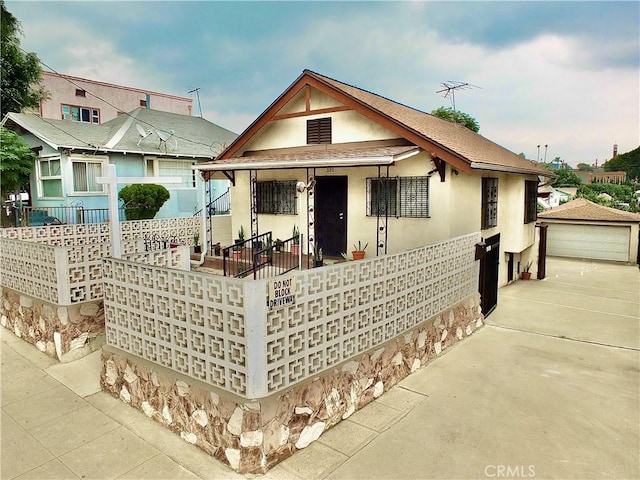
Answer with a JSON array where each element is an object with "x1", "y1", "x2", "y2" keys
[
  {"x1": 196, "y1": 145, "x2": 421, "y2": 172},
  {"x1": 470, "y1": 161, "x2": 553, "y2": 177}
]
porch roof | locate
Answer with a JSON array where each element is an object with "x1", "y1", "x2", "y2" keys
[{"x1": 195, "y1": 145, "x2": 421, "y2": 171}]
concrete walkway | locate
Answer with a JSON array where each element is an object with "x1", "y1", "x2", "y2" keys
[{"x1": 1, "y1": 257, "x2": 638, "y2": 479}]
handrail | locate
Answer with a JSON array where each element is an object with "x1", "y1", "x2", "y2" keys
[
  {"x1": 194, "y1": 188, "x2": 230, "y2": 217},
  {"x1": 252, "y1": 235, "x2": 301, "y2": 279},
  {"x1": 222, "y1": 231, "x2": 272, "y2": 278}
]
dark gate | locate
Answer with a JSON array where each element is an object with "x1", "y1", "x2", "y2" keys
[
  {"x1": 537, "y1": 223, "x2": 548, "y2": 279},
  {"x1": 479, "y1": 233, "x2": 500, "y2": 317},
  {"x1": 314, "y1": 176, "x2": 348, "y2": 257}
]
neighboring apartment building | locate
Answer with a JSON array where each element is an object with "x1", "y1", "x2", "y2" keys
[{"x1": 36, "y1": 71, "x2": 193, "y2": 124}]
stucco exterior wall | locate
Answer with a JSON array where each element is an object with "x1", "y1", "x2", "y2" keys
[{"x1": 38, "y1": 72, "x2": 193, "y2": 122}]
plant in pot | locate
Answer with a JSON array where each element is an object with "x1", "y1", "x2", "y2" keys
[
  {"x1": 291, "y1": 225, "x2": 300, "y2": 256},
  {"x1": 260, "y1": 238, "x2": 273, "y2": 263},
  {"x1": 521, "y1": 261, "x2": 533, "y2": 280},
  {"x1": 352, "y1": 241, "x2": 368, "y2": 260},
  {"x1": 213, "y1": 242, "x2": 221, "y2": 256},
  {"x1": 313, "y1": 244, "x2": 323, "y2": 267},
  {"x1": 233, "y1": 226, "x2": 245, "y2": 260},
  {"x1": 193, "y1": 233, "x2": 201, "y2": 254},
  {"x1": 274, "y1": 238, "x2": 284, "y2": 253}
]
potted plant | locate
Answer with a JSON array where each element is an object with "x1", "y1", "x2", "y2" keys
[
  {"x1": 261, "y1": 238, "x2": 273, "y2": 262},
  {"x1": 274, "y1": 238, "x2": 284, "y2": 253},
  {"x1": 233, "y1": 226, "x2": 245, "y2": 260},
  {"x1": 291, "y1": 225, "x2": 300, "y2": 256},
  {"x1": 521, "y1": 261, "x2": 533, "y2": 280},
  {"x1": 313, "y1": 244, "x2": 323, "y2": 267},
  {"x1": 213, "y1": 242, "x2": 221, "y2": 256},
  {"x1": 352, "y1": 241, "x2": 368, "y2": 260},
  {"x1": 193, "y1": 233, "x2": 201, "y2": 254},
  {"x1": 235, "y1": 225, "x2": 245, "y2": 244}
]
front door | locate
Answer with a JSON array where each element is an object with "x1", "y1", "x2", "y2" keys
[
  {"x1": 314, "y1": 176, "x2": 347, "y2": 257},
  {"x1": 479, "y1": 233, "x2": 500, "y2": 317}
]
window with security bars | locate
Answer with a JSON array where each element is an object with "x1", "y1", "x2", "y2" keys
[
  {"x1": 367, "y1": 176, "x2": 429, "y2": 218},
  {"x1": 256, "y1": 180, "x2": 297, "y2": 214},
  {"x1": 307, "y1": 117, "x2": 332, "y2": 144},
  {"x1": 482, "y1": 177, "x2": 498, "y2": 229},
  {"x1": 524, "y1": 180, "x2": 538, "y2": 223}
]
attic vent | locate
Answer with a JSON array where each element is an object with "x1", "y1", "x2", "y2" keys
[
  {"x1": 75, "y1": 89, "x2": 86, "y2": 97},
  {"x1": 307, "y1": 117, "x2": 332, "y2": 144}
]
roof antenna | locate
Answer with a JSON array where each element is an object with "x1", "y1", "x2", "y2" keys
[
  {"x1": 436, "y1": 81, "x2": 481, "y2": 111},
  {"x1": 188, "y1": 87, "x2": 203, "y2": 118}
]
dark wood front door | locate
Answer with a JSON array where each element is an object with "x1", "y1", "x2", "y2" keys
[
  {"x1": 314, "y1": 176, "x2": 347, "y2": 257},
  {"x1": 479, "y1": 233, "x2": 500, "y2": 317}
]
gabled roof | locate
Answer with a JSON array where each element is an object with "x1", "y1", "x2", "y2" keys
[
  {"x1": 538, "y1": 198, "x2": 640, "y2": 222},
  {"x1": 1, "y1": 108, "x2": 237, "y2": 159},
  {"x1": 211, "y1": 69, "x2": 548, "y2": 176}
]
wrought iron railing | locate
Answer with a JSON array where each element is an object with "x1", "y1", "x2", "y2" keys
[
  {"x1": 194, "y1": 188, "x2": 230, "y2": 217},
  {"x1": 10, "y1": 205, "x2": 125, "y2": 226},
  {"x1": 222, "y1": 232, "x2": 303, "y2": 278}
]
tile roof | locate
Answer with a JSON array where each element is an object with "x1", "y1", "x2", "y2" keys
[
  {"x1": 2, "y1": 108, "x2": 237, "y2": 159},
  {"x1": 538, "y1": 198, "x2": 640, "y2": 222}
]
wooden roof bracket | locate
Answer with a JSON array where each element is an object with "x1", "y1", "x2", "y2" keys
[
  {"x1": 222, "y1": 170, "x2": 236, "y2": 186},
  {"x1": 430, "y1": 152, "x2": 446, "y2": 182}
]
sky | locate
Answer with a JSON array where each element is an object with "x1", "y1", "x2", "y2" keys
[{"x1": 6, "y1": 1, "x2": 640, "y2": 166}]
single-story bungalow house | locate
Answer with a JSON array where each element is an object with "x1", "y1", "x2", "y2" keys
[
  {"x1": 196, "y1": 69, "x2": 551, "y2": 314},
  {"x1": 1, "y1": 108, "x2": 237, "y2": 223}
]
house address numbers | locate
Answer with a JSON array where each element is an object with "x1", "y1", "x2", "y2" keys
[{"x1": 267, "y1": 276, "x2": 297, "y2": 310}]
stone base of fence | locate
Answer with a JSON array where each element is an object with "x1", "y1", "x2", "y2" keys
[
  {"x1": 100, "y1": 293, "x2": 483, "y2": 474},
  {"x1": 0, "y1": 286, "x2": 105, "y2": 362}
]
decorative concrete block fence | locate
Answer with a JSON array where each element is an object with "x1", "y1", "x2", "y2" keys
[
  {"x1": 0, "y1": 218, "x2": 200, "y2": 361},
  {"x1": 100, "y1": 233, "x2": 484, "y2": 472}
]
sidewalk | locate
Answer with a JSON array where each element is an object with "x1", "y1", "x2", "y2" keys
[{"x1": 2, "y1": 257, "x2": 639, "y2": 479}]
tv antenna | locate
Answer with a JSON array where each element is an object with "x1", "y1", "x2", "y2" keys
[
  {"x1": 188, "y1": 87, "x2": 203, "y2": 117},
  {"x1": 135, "y1": 124, "x2": 153, "y2": 147},
  {"x1": 436, "y1": 81, "x2": 481, "y2": 111}
]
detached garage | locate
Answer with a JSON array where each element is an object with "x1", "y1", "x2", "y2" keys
[{"x1": 538, "y1": 198, "x2": 640, "y2": 264}]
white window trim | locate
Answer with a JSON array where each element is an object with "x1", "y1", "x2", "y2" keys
[
  {"x1": 144, "y1": 156, "x2": 196, "y2": 189},
  {"x1": 68, "y1": 155, "x2": 108, "y2": 196},
  {"x1": 36, "y1": 154, "x2": 64, "y2": 199}
]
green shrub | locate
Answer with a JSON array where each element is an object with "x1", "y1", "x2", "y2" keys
[{"x1": 118, "y1": 184, "x2": 170, "y2": 220}]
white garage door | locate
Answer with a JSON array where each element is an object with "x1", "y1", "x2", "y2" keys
[{"x1": 547, "y1": 224, "x2": 630, "y2": 262}]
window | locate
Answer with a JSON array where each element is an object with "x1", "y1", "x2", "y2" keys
[
  {"x1": 75, "y1": 89, "x2": 86, "y2": 97},
  {"x1": 146, "y1": 158, "x2": 195, "y2": 188},
  {"x1": 307, "y1": 117, "x2": 331, "y2": 144},
  {"x1": 62, "y1": 104, "x2": 99, "y2": 124},
  {"x1": 367, "y1": 176, "x2": 430, "y2": 218},
  {"x1": 72, "y1": 159, "x2": 104, "y2": 193},
  {"x1": 38, "y1": 157, "x2": 63, "y2": 198},
  {"x1": 482, "y1": 177, "x2": 498, "y2": 229},
  {"x1": 256, "y1": 181, "x2": 297, "y2": 214},
  {"x1": 524, "y1": 180, "x2": 538, "y2": 223}
]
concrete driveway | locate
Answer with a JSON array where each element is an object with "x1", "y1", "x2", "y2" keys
[{"x1": 2, "y1": 257, "x2": 638, "y2": 480}]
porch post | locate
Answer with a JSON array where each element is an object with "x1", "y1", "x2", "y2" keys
[{"x1": 250, "y1": 169, "x2": 258, "y2": 239}]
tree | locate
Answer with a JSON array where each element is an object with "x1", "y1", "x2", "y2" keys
[
  {"x1": 118, "y1": 184, "x2": 170, "y2": 220},
  {"x1": 430, "y1": 106, "x2": 480, "y2": 133},
  {"x1": 0, "y1": 127, "x2": 35, "y2": 199},
  {"x1": 1, "y1": 0, "x2": 47, "y2": 117},
  {"x1": 576, "y1": 163, "x2": 593, "y2": 172},
  {"x1": 604, "y1": 146, "x2": 640, "y2": 182},
  {"x1": 552, "y1": 165, "x2": 582, "y2": 187}
]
